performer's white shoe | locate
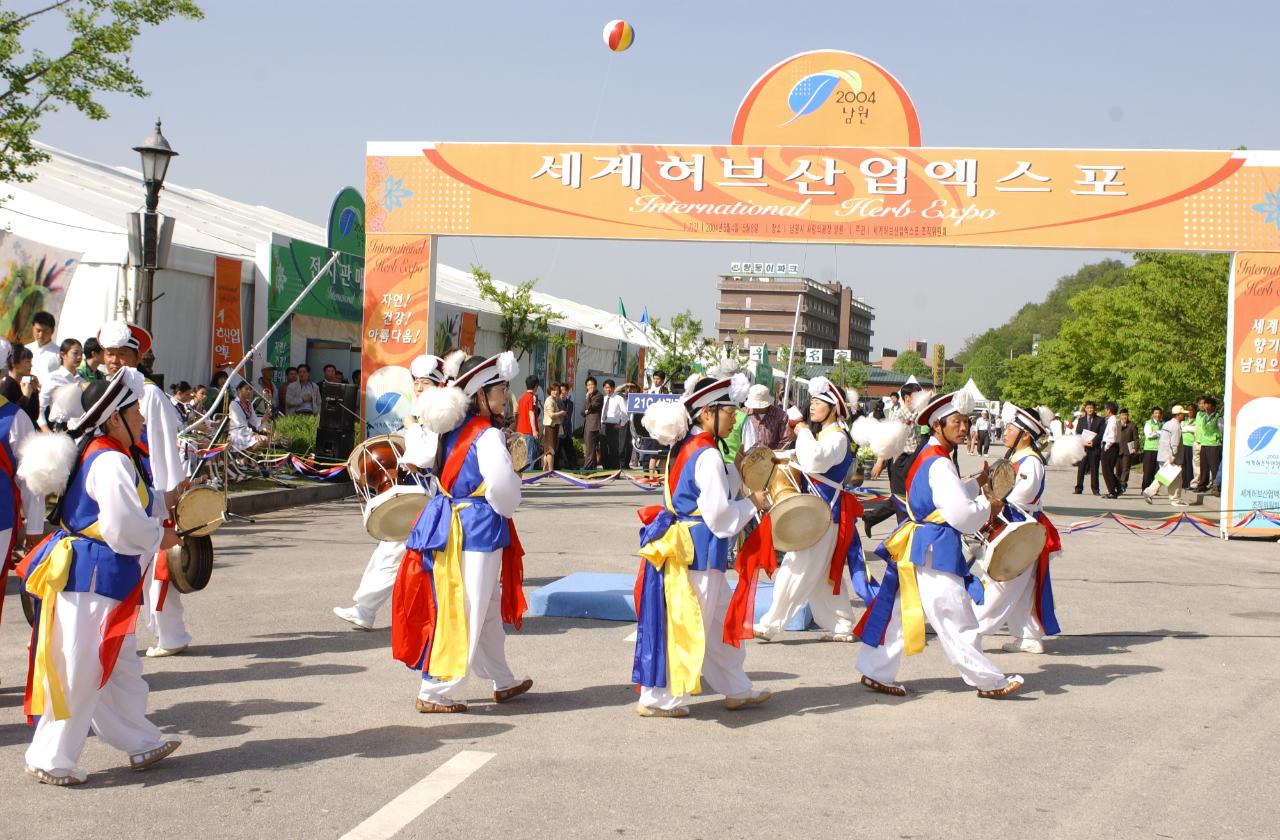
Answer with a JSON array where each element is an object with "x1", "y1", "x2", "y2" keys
[
  {"x1": 333, "y1": 606, "x2": 373, "y2": 630},
  {"x1": 144, "y1": 644, "x2": 188, "y2": 658},
  {"x1": 724, "y1": 689, "x2": 772, "y2": 710},
  {"x1": 636, "y1": 702, "x2": 689, "y2": 718},
  {"x1": 129, "y1": 738, "x2": 182, "y2": 771},
  {"x1": 1001, "y1": 638, "x2": 1045, "y2": 654},
  {"x1": 26, "y1": 765, "x2": 87, "y2": 786}
]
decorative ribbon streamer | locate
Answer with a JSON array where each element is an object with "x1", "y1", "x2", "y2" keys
[
  {"x1": 635, "y1": 514, "x2": 704, "y2": 697},
  {"x1": 24, "y1": 536, "x2": 75, "y2": 720}
]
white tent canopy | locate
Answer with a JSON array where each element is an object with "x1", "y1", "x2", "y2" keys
[{"x1": 963, "y1": 377, "x2": 987, "y2": 403}]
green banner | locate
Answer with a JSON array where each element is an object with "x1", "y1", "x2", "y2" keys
[{"x1": 268, "y1": 240, "x2": 363, "y2": 323}]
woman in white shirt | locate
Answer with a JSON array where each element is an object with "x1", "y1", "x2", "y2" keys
[
  {"x1": 39, "y1": 338, "x2": 86, "y2": 430},
  {"x1": 228, "y1": 379, "x2": 268, "y2": 451}
]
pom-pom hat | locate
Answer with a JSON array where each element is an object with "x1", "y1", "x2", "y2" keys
[
  {"x1": 807, "y1": 376, "x2": 850, "y2": 417},
  {"x1": 454, "y1": 351, "x2": 519, "y2": 397},
  {"x1": 409, "y1": 354, "x2": 447, "y2": 384},
  {"x1": 1001, "y1": 401, "x2": 1054, "y2": 439},
  {"x1": 918, "y1": 390, "x2": 976, "y2": 428},
  {"x1": 683, "y1": 373, "x2": 750, "y2": 416},
  {"x1": 68, "y1": 367, "x2": 144, "y2": 435},
  {"x1": 98, "y1": 320, "x2": 152, "y2": 356}
]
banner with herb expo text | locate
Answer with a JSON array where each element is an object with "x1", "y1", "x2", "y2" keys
[
  {"x1": 360, "y1": 233, "x2": 433, "y2": 437},
  {"x1": 1223, "y1": 252, "x2": 1280, "y2": 536},
  {"x1": 365, "y1": 143, "x2": 1280, "y2": 252}
]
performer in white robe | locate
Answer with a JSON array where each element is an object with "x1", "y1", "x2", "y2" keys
[
  {"x1": 754, "y1": 377, "x2": 860, "y2": 642},
  {"x1": 856, "y1": 390, "x2": 1024, "y2": 699},
  {"x1": 976, "y1": 403, "x2": 1063, "y2": 654},
  {"x1": 18, "y1": 369, "x2": 182, "y2": 785},
  {"x1": 99, "y1": 321, "x2": 192, "y2": 657},
  {"x1": 334, "y1": 354, "x2": 448, "y2": 630}
]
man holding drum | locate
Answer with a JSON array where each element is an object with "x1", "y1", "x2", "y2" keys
[
  {"x1": 753, "y1": 376, "x2": 863, "y2": 643},
  {"x1": 632, "y1": 373, "x2": 771, "y2": 718},
  {"x1": 334, "y1": 354, "x2": 448, "y2": 630},
  {"x1": 393, "y1": 351, "x2": 532, "y2": 714},
  {"x1": 975, "y1": 403, "x2": 1062, "y2": 654},
  {"x1": 855, "y1": 390, "x2": 1024, "y2": 699}
]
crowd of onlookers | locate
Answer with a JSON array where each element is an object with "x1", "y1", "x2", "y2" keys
[{"x1": 0, "y1": 311, "x2": 109, "y2": 431}]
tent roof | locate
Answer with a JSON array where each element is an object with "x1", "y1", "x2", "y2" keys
[{"x1": 962, "y1": 377, "x2": 987, "y2": 403}]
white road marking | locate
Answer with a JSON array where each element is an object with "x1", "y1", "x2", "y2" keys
[
  {"x1": 623, "y1": 630, "x2": 637, "y2": 642},
  {"x1": 340, "y1": 750, "x2": 495, "y2": 840}
]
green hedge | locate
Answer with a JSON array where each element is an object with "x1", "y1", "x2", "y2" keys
[{"x1": 273, "y1": 414, "x2": 318, "y2": 454}]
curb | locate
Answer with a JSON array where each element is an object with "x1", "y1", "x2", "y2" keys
[{"x1": 227, "y1": 481, "x2": 354, "y2": 516}]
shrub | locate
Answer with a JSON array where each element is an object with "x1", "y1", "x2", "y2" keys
[{"x1": 273, "y1": 413, "x2": 318, "y2": 454}]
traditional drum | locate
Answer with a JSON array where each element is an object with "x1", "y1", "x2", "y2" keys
[
  {"x1": 985, "y1": 459, "x2": 1018, "y2": 501},
  {"x1": 167, "y1": 533, "x2": 214, "y2": 593},
  {"x1": 173, "y1": 485, "x2": 225, "y2": 536},
  {"x1": 738, "y1": 445, "x2": 830, "y2": 552},
  {"x1": 364, "y1": 484, "x2": 432, "y2": 542},
  {"x1": 974, "y1": 510, "x2": 1046, "y2": 582},
  {"x1": 347, "y1": 434, "x2": 407, "y2": 497},
  {"x1": 507, "y1": 432, "x2": 529, "y2": 473}
]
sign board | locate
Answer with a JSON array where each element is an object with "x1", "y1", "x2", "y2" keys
[
  {"x1": 627, "y1": 392, "x2": 680, "y2": 414},
  {"x1": 211, "y1": 257, "x2": 244, "y2": 373},
  {"x1": 748, "y1": 344, "x2": 765, "y2": 363},
  {"x1": 805, "y1": 348, "x2": 824, "y2": 364},
  {"x1": 833, "y1": 349, "x2": 852, "y2": 363}
]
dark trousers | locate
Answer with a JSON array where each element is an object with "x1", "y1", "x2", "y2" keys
[
  {"x1": 1118, "y1": 450, "x2": 1133, "y2": 491},
  {"x1": 1141, "y1": 450, "x2": 1158, "y2": 491},
  {"x1": 1181, "y1": 445, "x2": 1195, "y2": 492},
  {"x1": 976, "y1": 430, "x2": 991, "y2": 455},
  {"x1": 557, "y1": 427, "x2": 578, "y2": 469},
  {"x1": 1196, "y1": 445, "x2": 1222, "y2": 491},
  {"x1": 602, "y1": 424, "x2": 623, "y2": 469},
  {"x1": 583, "y1": 425, "x2": 601, "y2": 469},
  {"x1": 1100, "y1": 444, "x2": 1120, "y2": 495},
  {"x1": 1075, "y1": 446, "x2": 1101, "y2": 493}
]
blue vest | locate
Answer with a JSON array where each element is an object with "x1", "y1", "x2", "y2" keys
[
  {"x1": 805, "y1": 426, "x2": 853, "y2": 522},
  {"x1": 903, "y1": 449, "x2": 968, "y2": 577},
  {"x1": 408, "y1": 418, "x2": 509, "y2": 555},
  {"x1": 23, "y1": 440, "x2": 156, "y2": 601},
  {"x1": 668, "y1": 435, "x2": 728, "y2": 572},
  {"x1": 0, "y1": 398, "x2": 18, "y2": 532}
]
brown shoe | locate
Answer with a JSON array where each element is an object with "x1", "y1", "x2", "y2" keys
[
  {"x1": 861, "y1": 675, "x2": 907, "y2": 697},
  {"x1": 977, "y1": 674, "x2": 1025, "y2": 699},
  {"x1": 493, "y1": 678, "x2": 533, "y2": 704},
  {"x1": 129, "y1": 739, "x2": 181, "y2": 771},
  {"x1": 636, "y1": 701, "x2": 689, "y2": 718},
  {"x1": 415, "y1": 698, "x2": 467, "y2": 713}
]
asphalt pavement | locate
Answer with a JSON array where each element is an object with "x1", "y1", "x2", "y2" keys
[{"x1": 1, "y1": 450, "x2": 1276, "y2": 839}]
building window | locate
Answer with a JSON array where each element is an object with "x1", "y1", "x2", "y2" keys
[
  {"x1": 745, "y1": 296, "x2": 751, "y2": 308},
  {"x1": 744, "y1": 316, "x2": 750, "y2": 329}
]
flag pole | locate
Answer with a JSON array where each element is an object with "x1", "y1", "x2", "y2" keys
[{"x1": 782, "y1": 294, "x2": 801, "y2": 408}]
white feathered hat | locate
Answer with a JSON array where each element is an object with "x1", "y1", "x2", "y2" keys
[
  {"x1": 409, "y1": 354, "x2": 447, "y2": 385},
  {"x1": 98, "y1": 320, "x2": 152, "y2": 355},
  {"x1": 1001, "y1": 401, "x2": 1055, "y2": 439},
  {"x1": 454, "y1": 351, "x2": 518, "y2": 397},
  {"x1": 918, "y1": 389, "x2": 976, "y2": 427},
  {"x1": 642, "y1": 373, "x2": 750, "y2": 447},
  {"x1": 807, "y1": 376, "x2": 850, "y2": 417}
]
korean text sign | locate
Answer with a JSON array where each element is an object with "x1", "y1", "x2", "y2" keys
[{"x1": 211, "y1": 257, "x2": 244, "y2": 373}]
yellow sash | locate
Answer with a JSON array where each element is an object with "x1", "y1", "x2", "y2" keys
[
  {"x1": 427, "y1": 481, "x2": 487, "y2": 681},
  {"x1": 639, "y1": 520, "x2": 704, "y2": 696},
  {"x1": 878, "y1": 509, "x2": 947, "y2": 656}
]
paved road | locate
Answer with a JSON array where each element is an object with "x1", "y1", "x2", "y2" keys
[{"x1": 1, "y1": 452, "x2": 1276, "y2": 839}]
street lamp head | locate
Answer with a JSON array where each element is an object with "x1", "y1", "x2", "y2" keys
[{"x1": 133, "y1": 119, "x2": 178, "y2": 186}]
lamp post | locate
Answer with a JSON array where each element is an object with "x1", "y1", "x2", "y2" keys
[{"x1": 132, "y1": 119, "x2": 178, "y2": 331}]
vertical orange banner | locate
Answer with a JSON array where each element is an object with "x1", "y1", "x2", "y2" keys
[
  {"x1": 211, "y1": 257, "x2": 244, "y2": 374},
  {"x1": 1223, "y1": 252, "x2": 1280, "y2": 536},
  {"x1": 361, "y1": 233, "x2": 433, "y2": 436},
  {"x1": 459, "y1": 311, "x2": 477, "y2": 354}
]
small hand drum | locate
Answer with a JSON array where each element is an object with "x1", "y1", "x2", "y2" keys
[
  {"x1": 347, "y1": 435, "x2": 408, "y2": 500},
  {"x1": 976, "y1": 515, "x2": 1046, "y2": 582},
  {"x1": 986, "y1": 459, "x2": 1018, "y2": 501},
  {"x1": 364, "y1": 485, "x2": 431, "y2": 542},
  {"x1": 173, "y1": 485, "x2": 225, "y2": 537},
  {"x1": 738, "y1": 445, "x2": 779, "y2": 493}
]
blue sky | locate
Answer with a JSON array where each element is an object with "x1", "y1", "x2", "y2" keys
[{"x1": 33, "y1": 0, "x2": 1280, "y2": 353}]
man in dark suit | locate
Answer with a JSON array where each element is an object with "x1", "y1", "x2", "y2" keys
[
  {"x1": 582, "y1": 375, "x2": 604, "y2": 469},
  {"x1": 1116, "y1": 408, "x2": 1137, "y2": 494},
  {"x1": 1074, "y1": 400, "x2": 1105, "y2": 495}
]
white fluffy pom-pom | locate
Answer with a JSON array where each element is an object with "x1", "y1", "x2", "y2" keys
[
  {"x1": 1050, "y1": 434, "x2": 1086, "y2": 466},
  {"x1": 870, "y1": 419, "x2": 913, "y2": 460},
  {"x1": 1001, "y1": 401, "x2": 1019, "y2": 425},
  {"x1": 642, "y1": 399, "x2": 690, "y2": 447},
  {"x1": 1037, "y1": 406, "x2": 1055, "y2": 428},
  {"x1": 845, "y1": 388, "x2": 859, "y2": 408},
  {"x1": 417, "y1": 386, "x2": 469, "y2": 434},
  {"x1": 908, "y1": 389, "x2": 930, "y2": 413},
  {"x1": 442, "y1": 350, "x2": 468, "y2": 380},
  {"x1": 98, "y1": 320, "x2": 132, "y2": 350},
  {"x1": 683, "y1": 373, "x2": 701, "y2": 396},
  {"x1": 807, "y1": 376, "x2": 833, "y2": 401},
  {"x1": 727, "y1": 373, "x2": 750, "y2": 406},
  {"x1": 17, "y1": 431, "x2": 78, "y2": 498},
  {"x1": 951, "y1": 390, "x2": 975, "y2": 417},
  {"x1": 850, "y1": 416, "x2": 879, "y2": 448},
  {"x1": 495, "y1": 351, "x2": 518, "y2": 383},
  {"x1": 49, "y1": 383, "x2": 85, "y2": 424}
]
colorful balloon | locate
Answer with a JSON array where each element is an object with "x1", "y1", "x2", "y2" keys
[{"x1": 603, "y1": 19, "x2": 635, "y2": 52}]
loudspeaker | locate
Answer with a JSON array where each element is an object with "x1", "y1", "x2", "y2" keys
[
  {"x1": 319, "y1": 382, "x2": 358, "y2": 431},
  {"x1": 314, "y1": 424, "x2": 355, "y2": 462}
]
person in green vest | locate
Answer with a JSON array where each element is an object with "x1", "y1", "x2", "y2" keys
[
  {"x1": 1180, "y1": 403, "x2": 1197, "y2": 492},
  {"x1": 721, "y1": 406, "x2": 748, "y2": 466},
  {"x1": 1193, "y1": 396, "x2": 1223, "y2": 494},
  {"x1": 1140, "y1": 406, "x2": 1162, "y2": 492},
  {"x1": 77, "y1": 336, "x2": 105, "y2": 381}
]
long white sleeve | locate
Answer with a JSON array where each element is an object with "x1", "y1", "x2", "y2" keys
[
  {"x1": 401, "y1": 424, "x2": 438, "y2": 469},
  {"x1": 926, "y1": 449, "x2": 991, "y2": 534},
  {"x1": 1006, "y1": 452, "x2": 1046, "y2": 513},
  {"x1": 475, "y1": 426, "x2": 521, "y2": 518},
  {"x1": 794, "y1": 425, "x2": 847, "y2": 475},
  {"x1": 140, "y1": 382, "x2": 184, "y2": 493},
  {"x1": 84, "y1": 449, "x2": 163, "y2": 557},
  {"x1": 693, "y1": 448, "x2": 756, "y2": 539},
  {"x1": 9, "y1": 409, "x2": 47, "y2": 532}
]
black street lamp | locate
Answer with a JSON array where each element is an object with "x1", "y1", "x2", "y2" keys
[{"x1": 132, "y1": 119, "x2": 178, "y2": 331}]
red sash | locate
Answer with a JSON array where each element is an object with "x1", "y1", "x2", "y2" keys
[
  {"x1": 1033, "y1": 513, "x2": 1063, "y2": 631},
  {"x1": 722, "y1": 513, "x2": 777, "y2": 647},
  {"x1": 827, "y1": 490, "x2": 864, "y2": 595}
]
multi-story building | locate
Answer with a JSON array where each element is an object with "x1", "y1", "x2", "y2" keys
[{"x1": 715, "y1": 262, "x2": 875, "y2": 362}]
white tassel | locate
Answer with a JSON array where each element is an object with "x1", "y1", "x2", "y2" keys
[
  {"x1": 951, "y1": 390, "x2": 975, "y2": 417},
  {"x1": 850, "y1": 416, "x2": 878, "y2": 448},
  {"x1": 1037, "y1": 406, "x2": 1055, "y2": 428},
  {"x1": 727, "y1": 373, "x2": 750, "y2": 406},
  {"x1": 417, "y1": 386, "x2": 469, "y2": 434},
  {"x1": 642, "y1": 399, "x2": 690, "y2": 447},
  {"x1": 1001, "y1": 401, "x2": 1019, "y2": 425},
  {"x1": 495, "y1": 351, "x2": 518, "y2": 383},
  {"x1": 908, "y1": 389, "x2": 931, "y2": 413},
  {"x1": 17, "y1": 432, "x2": 78, "y2": 498},
  {"x1": 442, "y1": 350, "x2": 468, "y2": 380},
  {"x1": 1050, "y1": 435, "x2": 1086, "y2": 466},
  {"x1": 870, "y1": 419, "x2": 912, "y2": 460},
  {"x1": 683, "y1": 373, "x2": 701, "y2": 396}
]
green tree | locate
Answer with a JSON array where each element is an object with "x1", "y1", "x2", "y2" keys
[
  {"x1": 775, "y1": 345, "x2": 808, "y2": 380},
  {"x1": 0, "y1": 1, "x2": 203, "y2": 184},
  {"x1": 472, "y1": 265, "x2": 568, "y2": 362},
  {"x1": 648, "y1": 309, "x2": 705, "y2": 382},
  {"x1": 891, "y1": 349, "x2": 931, "y2": 379},
  {"x1": 941, "y1": 367, "x2": 968, "y2": 392},
  {"x1": 829, "y1": 356, "x2": 871, "y2": 390}
]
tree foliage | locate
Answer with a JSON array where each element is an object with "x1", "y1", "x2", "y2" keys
[
  {"x1": 472, "y1": 265, "x2": 568, "y2": 362},
  {"x1": 775, "y1": 345, "x2": 808, "y2": 380},
  {"x1": 828, "y1": 356, "x2": 871, "y2": 390},
  {"x1": 1000, "y1": 252, "x2": 1229, "y2": 414},
  {"x1": 0, "y1": 0, "x2": 203, "y2": 184},
  {"x1": 647, "y1": 309, "x2": 705, "y2": 382},
  {"x1": 891, "y1": 349, "x2": 930, "y2": 379}
]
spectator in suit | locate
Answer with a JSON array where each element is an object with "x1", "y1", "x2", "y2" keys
[
  {"x1": 1116, "y1": 408, "x2": 1137, "y2": 494},
  {"x1": 1073, "y1": 401, "x2": 1105, "y2": 495},
  {"x1": 581, "y1": 376, "x2": 604, "y2": 469},
  {"x1": 557, "y1": 382, "x2": 577, "y2": 468},
  {"x1": 1099, "y1": 402, "x2": 1121, "y2": 498}
]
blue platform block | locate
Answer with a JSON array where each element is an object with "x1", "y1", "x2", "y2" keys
[{"x1": 525, "y1": 572, "x2": 814, "y2": 630}]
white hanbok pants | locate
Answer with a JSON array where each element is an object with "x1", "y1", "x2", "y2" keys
[
  {"x1": 26, "y1": 592, "x2": 165, "y2": 772},
  {"x1": 856, "y1": 566, "x2": 1009, "y2": 692},
  {"x1": 640, "y1": 569, "x2": 755, "y2": 711},
  {"x1": 142, "y1": 557, "x2": 192, "y2": 650},
  {"x1": 349, "y1": 540, "x2": 406, "y2": 624},
  {"x1": 975, "y1": 563, "x2": 1045, "y2": 641},
  {"x1": 754, "y1": 523, "x2": 856, "y2": 638},
  {"x1": 417, "y1": 549, "x2": 522, "y2": 703}
]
